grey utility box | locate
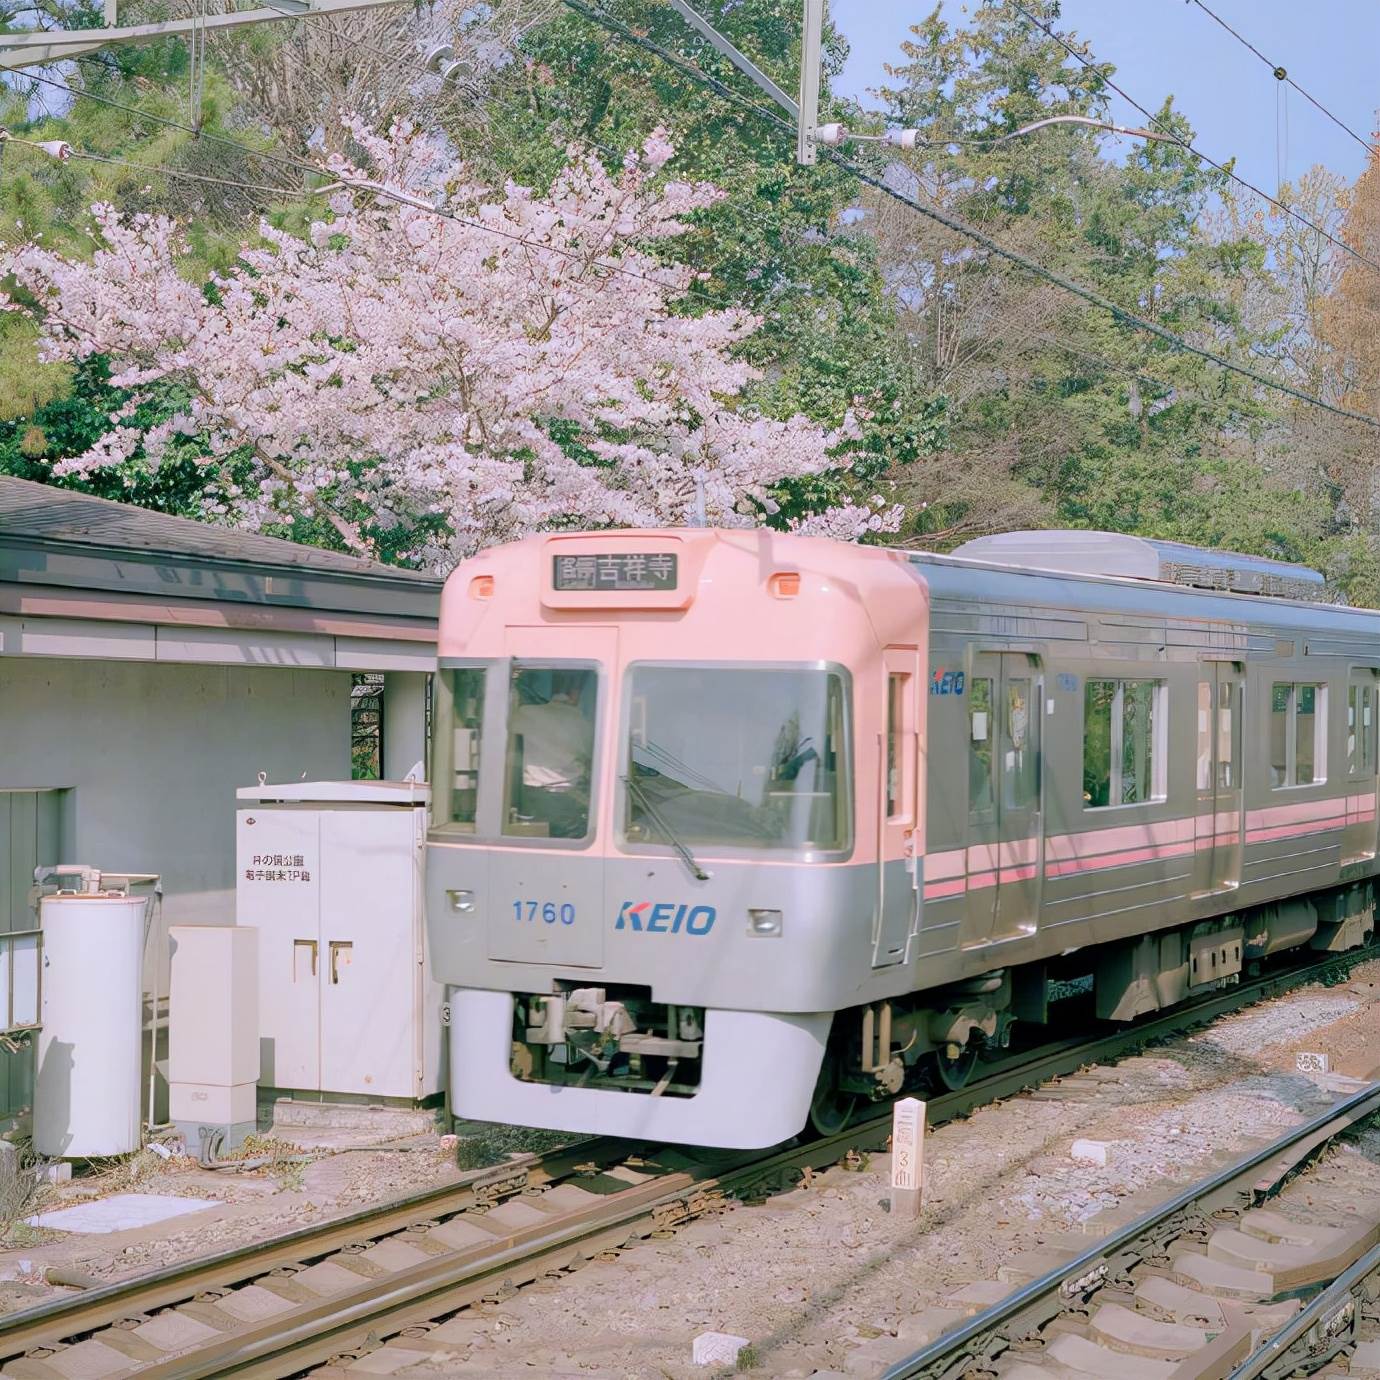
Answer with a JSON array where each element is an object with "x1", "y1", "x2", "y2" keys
[{"x1": 235, "y1": 781, "x2": 443, "y2": 1104}]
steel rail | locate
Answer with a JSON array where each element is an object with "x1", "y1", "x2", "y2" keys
[
  {"x1": 880, "y1": 1081, "x2": 1380, "y2": 1379},
  {"x1": 0, "y1": 1138, "x2": 624, "y2": 1354},
  {"x1": 1, "y1": 941, "x2": 1371, "y2": 1375},
  {"x1": 1228, "y1": 1238, "x2": 1380, "y2": 1379}
]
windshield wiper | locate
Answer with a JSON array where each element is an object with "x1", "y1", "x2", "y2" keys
[{"x1": 622, "y1": 773, "x2": 709, "y2": 882}]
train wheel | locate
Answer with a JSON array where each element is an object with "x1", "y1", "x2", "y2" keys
[
  {"x1": 808, "y1": 1049, "x2": 857, "y2": 1137},
  {"x1": 933, "y1": 1044, "x2": 978, "y2": 1091}
]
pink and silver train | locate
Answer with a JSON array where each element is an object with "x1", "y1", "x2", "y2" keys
[{"x1": 424, "y1": 528, "x2": 1377, "y2": 1148}]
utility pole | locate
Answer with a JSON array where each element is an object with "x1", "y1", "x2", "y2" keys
[
  {"x1": 795, "y1": 0, "x2": 823, "y2": 166},
  {"x1": 662, "y1": 0, "x2": 825, "y2": 167}
]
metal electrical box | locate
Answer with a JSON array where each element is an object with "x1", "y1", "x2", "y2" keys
[
  {"x1": 235, "y1": 781, "x2": 442, "y2": 1103},
  {"x1": 169, "y1": 925, "x2": 258, "y2": 1155}
]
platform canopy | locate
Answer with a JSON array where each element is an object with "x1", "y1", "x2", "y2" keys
[{"x1": 0, "y1": 477, "x2": 441, "y2": 670}]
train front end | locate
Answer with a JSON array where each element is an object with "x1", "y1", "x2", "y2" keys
[{"x1": 425, "y1": 529, "x2": 927, "y2": 1148}]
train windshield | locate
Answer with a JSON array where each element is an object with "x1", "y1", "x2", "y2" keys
[{"x1": 623, "y1": 666, "x2": 850, "y2": 852}]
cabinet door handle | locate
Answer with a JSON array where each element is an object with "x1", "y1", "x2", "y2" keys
[
  {"x1": 329, "y1": 940, "x2": 353, "y2": 985},
  {"x1": 293, "y1": 939, "x2": 318, "y2": 979}
]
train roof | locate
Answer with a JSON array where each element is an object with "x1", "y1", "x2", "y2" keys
[
  {"x1": 951, "y1": 530, "x2": 1325, "y2": 602},
  {"x1": 899, "y1": 530, "x2": 1380, "y2": 639}
]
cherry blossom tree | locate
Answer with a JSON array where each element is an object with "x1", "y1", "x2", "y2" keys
[{"x1": 1, "y1": 121, "x2": 896, "y2": 568}]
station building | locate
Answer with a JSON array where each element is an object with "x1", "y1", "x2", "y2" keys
[{"x1": 0, "y1": 476, "x2": 442, "y2": 1115}]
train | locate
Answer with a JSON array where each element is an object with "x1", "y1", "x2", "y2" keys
[{"x1": 423, "y1": 527, "x2": 1378, "y2": 1149}]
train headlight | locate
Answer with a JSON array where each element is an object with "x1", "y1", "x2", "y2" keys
[
  {"x1": 447, "y1": 889, "x2": 475, "y2": 913},
  {"x1": 748, "y1": 908, "x2": 783, "y2": 937}
]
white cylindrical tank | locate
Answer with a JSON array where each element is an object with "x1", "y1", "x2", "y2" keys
[{"x1": 34, "y1": 893, "x2": 146, "y2": 1158}]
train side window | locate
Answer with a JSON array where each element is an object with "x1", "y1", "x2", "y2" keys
[
  {"x1": 886, "y1": 673, "x2": 904, "y2": 819},
  {"x1": 968, "y1": 677, "x2": 995, "y2": 819},
  {"x1": 1366, "y1": 685, "x2": 1377, "y2": 774},
  {"x1": 1217, "y1": 680, "x2": 1237, "y2": 789},
  {"x1": 1083, "y1": 678, "x2": 1166, "y2": 809},
  {"x1": 447, "y1": 667, "x2": 486, "y2": 830},
  {"x1": 1003, "y1": 677, "x2": 1037, "y2": 809},
  {"x1": 1349, "y1": 681, "x2": 1377, "y2": 777},
  {"x1": 1195, "y1": 682, "x2": 1212, "y2": 791},
  {"x1": 1271, "y1": 682, "x2": 1327, "y2": 787}
]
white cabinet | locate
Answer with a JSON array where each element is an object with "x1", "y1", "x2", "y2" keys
[{"x1": 235, "y1": 781, "x2": 441, "y2": 1102}]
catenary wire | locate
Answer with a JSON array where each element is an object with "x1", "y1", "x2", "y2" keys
[
  {"x1": 7, "y1": 1, "x2": 1376, "y2": 431},
  {"x1": 5, "y1": 62, "x2": 740, "y2": 311},
  {"x1": 1008, "y1": 1, "x2": 1380, "y2": 281},
  {"x1": 69, "y1": 148, "x2": 301, "y2": 198},
  {"x1": 1185, "y1": 0, "x2": 1373, "y2": 157},
  {"x1": 560, "y1": 0, "x2": 1377, "y2": 423},
  {"x1": 559, "y1": 0, "x2": 1380, "y2": 431}
]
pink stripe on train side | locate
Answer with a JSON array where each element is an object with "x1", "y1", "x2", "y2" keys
[
  {"x1": 926, "y1": 849, "x2": 968, "y2": 881},
  {"x1": 923, "y1": 792, "x2": 1365, "y2": 900},
  {"x1": 1245, "y1": 817, "x2": 1346, "y2": 846},
  {"x1": 1045, "y1": 838, "x2": 1196, "y2": 877},
  {"x1": 1045, "y1": 816, "x2": 1194, "y2": 865}
]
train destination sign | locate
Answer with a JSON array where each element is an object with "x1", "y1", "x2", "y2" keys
[{"x1": 553, "y1": 553, "x2": 678, "y2": 591}]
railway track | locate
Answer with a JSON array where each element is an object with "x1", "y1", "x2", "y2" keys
[
  {"x1": 880, "y1": 1077, "x2": 1380, "y2": 1380},
  {"x1": 1, "y1": 942, "x2": 1374, "y2": 1380}
]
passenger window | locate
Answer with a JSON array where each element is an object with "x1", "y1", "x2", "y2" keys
[
  {"x1": 448, "y1": 667, "x2": 486, "y2": 830},
  {"x1": 968, "y1": 677, "x2": 995, "y2": 818},
  {"x1": 1217, "y1": 680, "x2": 1236, "y2": 790},
  {"x1": 1003, "y1": 677, "x2": 1037, "y2": 809},
  {"x1": 886, "y1": 673, "x2": 904, "y2": 819},
  {"x1": 1083, "y1": 678, "x2": 1166, "y2": 808},
  {"x1": 1270, "y1": 682, "x2": 1327, "y2": 787},
  {"x1": 1270, "y1": 683, "x2": 1290, "y2": 785},
  {"x1": 1349, "y1": 681, "x2": 1377, "y2": 778},
  {"x1": 503, "y1": 665, "x2": 598, "y2": 839},
  {"x1": 1367, "y1": 686, "x2": 1377, "y2": 774},
  {"x1": 1195, "y1": 682, "x2": 1212, "y2": 791}
]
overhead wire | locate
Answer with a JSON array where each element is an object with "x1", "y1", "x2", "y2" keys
[
  {"x1": 558, "y1": 0, "x2": 1380, "y2": 432},
  {"x1": 3, "y1": 62, "x2": 738, "y2": 312},
  {"x1": 1185, "y1": 0, "x2": 1374, "y2": 158},
  {"x1": 1007, "y1": 1, "x2": 1380, "y2": 282},
  {"x1": 3, "y1": 0, "x2": 1374, "y2": 430}
]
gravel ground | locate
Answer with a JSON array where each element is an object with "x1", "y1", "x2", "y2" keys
[
  {"x1": 343, "y1": 962, "x2": 1380, "y2": 1378},
  {"x1": 0, "y1": 1118, "x2": 578, "y2": 1314}
]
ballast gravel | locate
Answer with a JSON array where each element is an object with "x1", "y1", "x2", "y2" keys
[{"x1": 338, "y1": 960, "x2": 1380, "y2": 1379}]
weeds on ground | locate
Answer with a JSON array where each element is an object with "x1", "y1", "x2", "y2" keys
[
  {"x1": 236, "y1": 1134, "x2": 309, "y2": 1190},
  {"x1": 0, "y1": 1142, "x2": 53, "y2": 1246}
]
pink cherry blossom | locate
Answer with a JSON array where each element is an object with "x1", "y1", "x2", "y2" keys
[{"x1": 1, "y1": 122, "x2": 887, "y2": 568}]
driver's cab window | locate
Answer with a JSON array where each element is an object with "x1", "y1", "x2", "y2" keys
[{"x1": 503, "y1": 665, "x2": 597, "y2": 839}]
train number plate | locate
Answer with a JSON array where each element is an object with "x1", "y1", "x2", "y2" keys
[
  {"x1": 553, "y1": 553, "x2": 677, "y2": 591},
  {"x1": 513, "y1": 900, "x2": 576, "y2": 926}
]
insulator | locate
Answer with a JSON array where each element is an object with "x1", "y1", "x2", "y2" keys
[
  {"x1": 422, "y1": 42, "x2": 453, "y2": 73},
  {"x1": 439, "y1": 59, "x2": 472, "y2": 88}
]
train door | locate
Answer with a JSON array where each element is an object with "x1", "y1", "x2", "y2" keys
[
  {"x1": 1192, "y1": 662, "x2": 1244, "y2": 894},
  {"x1": 874, "y1": 646, "x2": 920, "y2": 966},
  {"x1": 1343, "y1": 668, "x2": 1379, "y2": 866},
  {"x1": 962, "y1": 652, "x2": 1041, "y2": 948},
  {"x1": 486, "y1": 624, "x2": 615, "y2": 970}
]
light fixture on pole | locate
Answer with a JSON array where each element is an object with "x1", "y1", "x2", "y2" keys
[{"x1": 816, "y1": 113, "x2": 1181, "y2": 151}]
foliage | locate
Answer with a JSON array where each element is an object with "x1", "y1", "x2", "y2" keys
[
  {"x1": 0, "y1": 0, "x2": 1377, "y2": 595},
  {"x1": 2, "y1": 123, "x2": 889, "y2": 567}
]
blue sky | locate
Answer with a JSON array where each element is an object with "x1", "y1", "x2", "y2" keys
[{"x1": 829, "y1": 1, "x2": 1377, "y2": 192}]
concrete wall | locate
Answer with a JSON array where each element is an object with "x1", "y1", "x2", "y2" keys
[{"x1": 0, "y1": 658, "x2": 351, "y2": 926}]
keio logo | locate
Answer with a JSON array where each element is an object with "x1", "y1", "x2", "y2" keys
[{"x1": 615, "y1": 901, "x2": 716, "y2": 935}]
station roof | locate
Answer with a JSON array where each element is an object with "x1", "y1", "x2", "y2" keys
[
  {"x1": 0, "y1": 475, "x2": 437, "y2": 586},
  {"x1": 0, "y1": 477, "x2": 442, "y2": 667}
]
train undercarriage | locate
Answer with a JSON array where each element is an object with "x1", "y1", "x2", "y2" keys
[{"x1": 509, "y1": 879, "x2": 1376, "y2": 1142}]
